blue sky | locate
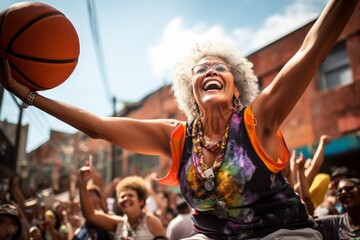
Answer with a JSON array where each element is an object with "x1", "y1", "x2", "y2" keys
[{"x1": 0, "y1": 0, "x2": 327, "y2": 151}]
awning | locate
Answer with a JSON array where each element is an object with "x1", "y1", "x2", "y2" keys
[{"x1": 294, "y1": 133, "x2": 360, "y2": 159}]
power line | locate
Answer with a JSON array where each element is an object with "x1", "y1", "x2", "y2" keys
[{"x1": 86, "y1": 0, "x2": 112, "y2": 100}]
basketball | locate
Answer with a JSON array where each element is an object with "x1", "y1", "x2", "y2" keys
[{"x1": 0, "y1": 2, "x2": 80, "y2": 91}]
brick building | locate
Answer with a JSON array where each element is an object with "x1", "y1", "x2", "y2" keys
[
  {"x1": 24, "y1": 130, "x2": 112, "y2": 197},
  {"x1": 246, "y1": 4, "x2": 360, "y2": 176}
]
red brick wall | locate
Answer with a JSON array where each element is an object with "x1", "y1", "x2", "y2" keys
[{"x1": 247, "y1": 4, "x2": 360, "y2": 149}]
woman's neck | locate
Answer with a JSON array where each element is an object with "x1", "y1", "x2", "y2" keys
[
  {"x1": 127, "y1": 210, "x2": 142, "y2": 226},
  {"x1": 200, "y1": 107, "x2": 232, "y2": 139}
]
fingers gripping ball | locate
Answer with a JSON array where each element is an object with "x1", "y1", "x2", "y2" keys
[{"x1": 0, "y1": 2, "x2": 80, "y2": 91}]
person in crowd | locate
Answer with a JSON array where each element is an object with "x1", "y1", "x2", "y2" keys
[
  {"x1": 292, "y1": 153, "x2": 315, "y2": 216},
  {"x1": 289, "y1": 135, "x2": 332, "y2": 206},
  {"x1": 285, "y1": 135, "x2": 332, "y2": 215},
  {"x1": 28, "y1": 226, "x2": 43, "y2": 240},
  {"x1": 314, "y1": 190, "x2": 340, "y2": 218},
  {"x1": 166, "y1": 198, "x2": 193, "y2": 240},
  {"x1": 144, "y1": 172, "x2": 167, "y2": 216},
  {"x1": 1, "y1": 0, "x2": 358, "y2": 238},
  {"x1": 155, "y1": 190, "x2": 177, "y2": 229},
  {"x1": 67, "y1": 200, "x2": 84, "y2": 234},
  {"x1": 73, "y1": 182, "x2": 112, "y2": 240},
  {"x1": 51, "y1": 200, "x2": 73, "y2": 239},
  {"x1": 329, "y1": 166, "x2": 354, "y2": 214},
  {"x1": 316, "y1": 178, "x2": 360, "y2": 239},
  {"x1": 302, "y1": 135, "x2": 332, "y2": 211},
  {"x1": 39, "y1": 209, "x2": 68, "y2": 240},
  {"x1": 102, "y1": 177, "x2": 122, "y2": 214},
  {"x1": 287, "y1": 135, "x2": 331, "y2": 189},
  {"x1": 86, "y1": 184, "x2": 108, "y2": 213},
  {"x1": 78, "y1": 165, "x2": 166, "y2": 239},
  {"x1": 0, "y1": 203, "x2": 23, "y2": 240},
  {"x1": 8, "y1": 176, "x2": 26, "y2": 211},
  {"x1": 0, "y1": 178, "x2": 30, "y2": 239},
  {"x1": 84, "y1": 157, "x2": 110, "y2": 213}
]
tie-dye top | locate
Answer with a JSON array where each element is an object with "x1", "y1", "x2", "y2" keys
[{"x1": 157, "y1": 106, "x2": 315, "y2": 239}]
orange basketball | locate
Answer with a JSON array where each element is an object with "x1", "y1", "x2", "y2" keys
[{"x1": 0, "y1": 2, "x2": 80, "y2": 91}]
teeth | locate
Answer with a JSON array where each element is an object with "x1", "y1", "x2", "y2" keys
[
  {"x1": 203, "y1": 80, "x2": 222, "y2": 90},
  {"x1": 123, "y1": 202, "x2": 132, "y2": 207}
]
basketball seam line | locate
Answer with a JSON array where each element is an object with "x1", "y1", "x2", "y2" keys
[
  {"x1": 6, "y1": 53, "x2": 78, "y2": 63},
  {"x1": 10, "y1": 63, "x2": 47, "y2": 90},
  {"x1": 6, "y1": 11, "x2": 66, "y2": 55}
]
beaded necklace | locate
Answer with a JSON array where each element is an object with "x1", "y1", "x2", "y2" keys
[
  {"x1": 127, "y1": 212, "x2": 145, "y2": 237},
  {"x1": 192, "y1": 117, "x2": 229, "y2": 191},
  {"x1": 202, "y1": 138, "x2": 223, "y2": 152}
]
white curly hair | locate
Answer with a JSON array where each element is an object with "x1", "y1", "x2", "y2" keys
[{"x1": 171, "y1": 40, "x2": 259, "y2": 121}]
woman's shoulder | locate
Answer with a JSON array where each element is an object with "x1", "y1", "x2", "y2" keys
[
  {"x1": 144, "y1": 211, "x2": 162, "y2": 225},
  {"x1": 144, "y1": 211, "x2": 165, "y2": 234},
  {"x1": 315, "y1": 215, "x2": 343, "y2": 239},
  {"x1": 316, "y1": 214, "x2": 342, "y2": 228}
]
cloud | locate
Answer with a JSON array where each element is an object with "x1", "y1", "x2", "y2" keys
[
  {"x1": 149, "y1": 0, "x2": 326, "y2": 82},
  {"x1": 247, "y1": 0, "x2": 325, "y2": 52},
  {"x1": 148, "y1": 17, "x2": 233, "y2": 80}
]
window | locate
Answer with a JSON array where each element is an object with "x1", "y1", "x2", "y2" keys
[{"x1": 318, "y1": 42, "x2": 352, "y2": 90}]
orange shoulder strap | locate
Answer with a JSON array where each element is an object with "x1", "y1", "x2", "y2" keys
[{"x1": 156, "y1": 122, "x2": 186, "y2": 186}]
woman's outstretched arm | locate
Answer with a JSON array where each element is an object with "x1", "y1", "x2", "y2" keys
[{"x1": 0, "y1": 59, "x2": 179, "y2": 158}]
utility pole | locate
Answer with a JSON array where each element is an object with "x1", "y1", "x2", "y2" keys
[
  {"x1": 111, "y1": 96, "x2": 117, "y2": 179},
  {"x1": 13, "y1": 103, "x2": 23, "y2": 170}
]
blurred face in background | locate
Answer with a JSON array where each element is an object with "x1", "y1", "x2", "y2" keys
[
  {"x1": 0, "y1": 214, "x2": 19, "y2": 240},
  {"x1": 118, "y1": 188, "x2": 144, "y2": 216},
  {"x1": 336, "y1": 180, "x2": 360, "y2": 211},
  {"x1": 29, "y1": 226, "x2": 42, "y2": 240}
]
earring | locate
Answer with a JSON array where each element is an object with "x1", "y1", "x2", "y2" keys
[{"x1": 233, "y1": 97, "x2": 243, "y2": 111}]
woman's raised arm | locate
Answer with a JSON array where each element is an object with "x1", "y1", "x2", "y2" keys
[{"x1": 252, "y1": 0, "x2": 359, "y2": 130}]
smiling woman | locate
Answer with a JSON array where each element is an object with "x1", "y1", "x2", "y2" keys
[
  {"x1": 0, "y1": 0, "x2": 359, "y2": 239},
  {"x1": 316, "y1": 178, "x2": 360, "y2": 239},
  {"x1": 78, "y1": 166, "x2": 167, "y2": 239},
  {"x1": 173, "y1": 42, "x2": 258, "y2": 120}
]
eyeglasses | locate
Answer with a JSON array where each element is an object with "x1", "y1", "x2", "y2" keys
[
  {"x1": 192, "y1": 63, "x2": 231, "y2": 76},
  {"x1": 335, "y1": 185, "x2": 356, "y2": 196}
]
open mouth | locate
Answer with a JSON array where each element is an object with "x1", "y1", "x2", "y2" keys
[
  {"x1": 121, "y1": 201, "x2": 133, "y2": 208},
  {"x1": 203, "y1": 80, "x2": 223, "y2": 91}
]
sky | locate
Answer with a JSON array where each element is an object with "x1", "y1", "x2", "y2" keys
[{"x1": 0, "y1": 0, "x2": 328, "y2": 152}]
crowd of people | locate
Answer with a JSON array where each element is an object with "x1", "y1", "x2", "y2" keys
[
  {"x1": 0, "y1": 166, "x2": 195, "y2": 240},
  {"x1": 1, "y1": 0, "x2": 359, "y2": 239},
  {"x1": 0, "y1": 157, "x2": 359, "y2": 239}
]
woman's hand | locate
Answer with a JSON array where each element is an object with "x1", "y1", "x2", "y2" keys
[
  {"x1": 320, "y1": 135, "x2": 332, "y2": 146},
  {"x1": 0, "y1": 58, "x2": 30, "y2": 100},
  {"x1": 78, "y1": 165, "x2": 92, "y2": 186},
  {"x1": 0, "y1": 58, "x2": 13, "y2": 90}
]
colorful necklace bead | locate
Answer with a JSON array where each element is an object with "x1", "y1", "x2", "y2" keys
[
  {"x1": 201, "y1": 138, "x2": 222, "y2": 152},
  {"x1": 192, "y1": 117, "x2": 229, "y2": 180}
]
